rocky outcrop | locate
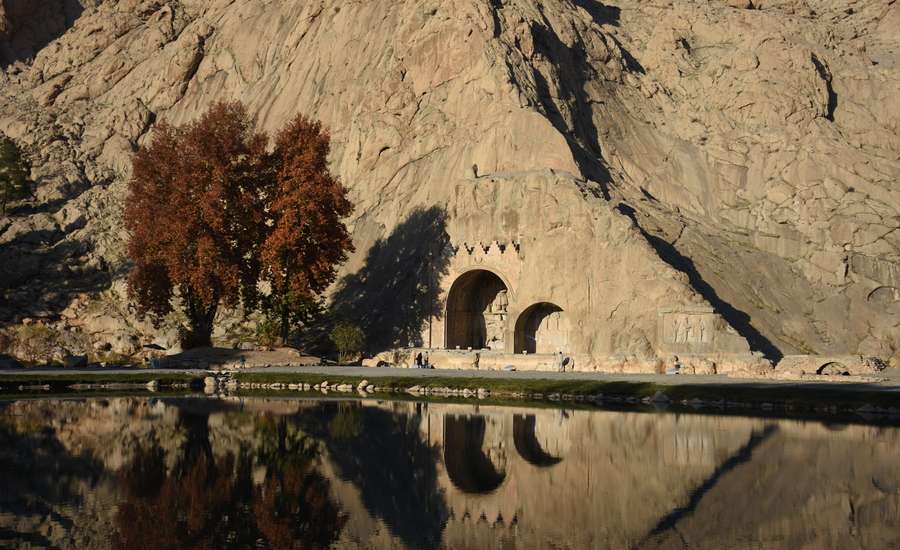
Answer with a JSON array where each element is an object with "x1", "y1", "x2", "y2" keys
[
  {"x1": 0, "y1": 0, "x2": 96, "y2": 67},
  {"x1": 602, "y1": 0, "x2": 900, "y2": 360},
  {"x1": 0, "y1": 0, "x2": 896, "y2": 363}
]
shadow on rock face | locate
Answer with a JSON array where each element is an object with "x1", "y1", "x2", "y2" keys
[
  {"x1": 616, "y1": 203, "x2": 784, "y2": 362},
  {"x1": 571, "y1": 1, "x2": 645, "y2": 74},
  {"x1": 573, "y1": 0, "x2": 620, "y2": 26},
  {"x1": 0, "y1": 0, "x2": 84, "y2": 67},
  {"x1": 332, "y1": 206, "x2": 452, "y2": 352},
  {"x1": 0, "y1": 227, "x2": 113, "y2": 327}
]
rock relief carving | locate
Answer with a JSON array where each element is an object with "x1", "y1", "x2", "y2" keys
[{"x1": 666, "y1": 313, "x2": 714, "y2": 345}]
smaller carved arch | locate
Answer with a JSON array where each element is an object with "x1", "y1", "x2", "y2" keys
[
  {"x1": 817, "y1": 362, "x2": 849, "y2": 376},
  {"x1": 514, "y1": 302, "x2": 568, "y2": 354}
]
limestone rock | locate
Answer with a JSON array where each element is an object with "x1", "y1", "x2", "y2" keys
[
  {"x1": 0, "y1": 0, "x2": 896, "y2": 366},
  {"x1": 777, "y1": 354, "x2": 888, "y2": 377}
]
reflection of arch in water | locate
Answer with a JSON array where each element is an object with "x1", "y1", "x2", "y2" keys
[
  {"x1": 443, "y1": 415, "x2": 506, "y2": 494},
  {"x1": 514, "y1": 302, "x2": 568, "y2": 354},
  {"x1": 445, "y1": 269, "x2": 510, "y2": 350},
  {"x1": 513, "y1": 415, "x2": 562, "y2": 467}
]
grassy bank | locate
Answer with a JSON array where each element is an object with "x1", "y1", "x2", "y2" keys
[{"x1": 232, "y1": 371, "x2": 900, "y2": 414}]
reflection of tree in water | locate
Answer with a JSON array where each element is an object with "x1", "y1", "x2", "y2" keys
[
  {"x1": 299, "y1": 402, "x2": 448, "y2": 550},
  {"x1": 113, "y1": 413, "x2": 345, "y2": 550},
  {"x1": 0, "y1": 407, "x2": 104, "y2": 547}
]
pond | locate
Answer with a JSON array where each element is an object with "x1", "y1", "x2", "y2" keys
[{"x1": 1, "y1": 396, "x2": 898, "y2": 549}]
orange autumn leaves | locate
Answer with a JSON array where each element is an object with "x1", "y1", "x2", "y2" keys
[{"x1": 125, "y1": 102, "x2": 353, "y2": 345}]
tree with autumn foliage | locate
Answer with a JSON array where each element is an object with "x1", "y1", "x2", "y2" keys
[
  {"x1": 125, "y1": 102, "x2": 353, "y2": 348},
  {"x1": 260, "y1": 116, "x2": 353, "y2": 343}
]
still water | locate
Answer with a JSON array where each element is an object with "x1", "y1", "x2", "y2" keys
[{"x1": 1, "y1": 396, "x2": 898, "y2": 549}]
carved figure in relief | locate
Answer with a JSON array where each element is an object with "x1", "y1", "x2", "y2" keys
[
  {"x1": 490, "y1": 289, "x2": 509, "y2": 313},
  {"x1": 669, "y1": 313, "x2": 714, "y2": 344},
  {"x1": 698, "y1": 316, "x2": 710, "y2": 343},
  {"x1": 673, "y1": 315, "x2": 687, "y2": 343},
  {"x1": 684, "y1": 315, "x2": 695, "y2": 343}
]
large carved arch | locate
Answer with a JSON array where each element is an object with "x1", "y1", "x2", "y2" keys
[{"x1": 445, "y1": 269, "x2": 510, "y2": 350}]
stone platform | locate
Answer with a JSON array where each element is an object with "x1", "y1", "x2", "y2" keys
[{"x1": 364, "y1": 348, "x2": 890, "y2": 382}]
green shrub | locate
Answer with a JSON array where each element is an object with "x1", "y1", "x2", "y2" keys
[
  {"x1": 255, "y1": 316, "x2": 281, "y2": 349},
  {"x1": 330, "y1": 321, "x2": 364, "y2": 364},
  {"x1": 0, "y1": 135, "x2": 29, "y2": 213},
  {"x1": 258, "y1": 293, "x2": 329, "y2": 350}
]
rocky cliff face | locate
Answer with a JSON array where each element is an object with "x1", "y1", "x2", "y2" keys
[{"x1": 0, "y1": 0, "x2": 897, "y2": 362}]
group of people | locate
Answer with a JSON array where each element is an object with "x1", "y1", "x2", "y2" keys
[{"x1": 413, "y1": 352, "x2": 432, "y2": 369}]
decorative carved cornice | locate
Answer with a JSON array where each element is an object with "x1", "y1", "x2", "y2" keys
[{"x1": 450, "y1": 240, "x2": 522, "y2": 257}]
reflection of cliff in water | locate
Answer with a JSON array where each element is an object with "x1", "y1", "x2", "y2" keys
[
  {"x1": 1, "y1": 398, "x2": 900, "y2": 549},
  {"x1": 0, "y1": 404, "x2": 105, "y2": 548}
]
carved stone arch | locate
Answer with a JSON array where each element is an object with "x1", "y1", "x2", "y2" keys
[
  {"x1": 817, "y1": 362, "x2": 849, "y2": 376},
  {"x1": 514, "y1": 302, "x2": 569, "y2": 354},
  {"x1": 445, "y1": 268, "x2": 511, "y2": 350}
]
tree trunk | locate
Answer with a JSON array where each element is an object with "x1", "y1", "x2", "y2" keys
[
  {"x1": 280, "y1": 301, "x2": 289, "y2": 347},
  {"x1": 193, "y1": 303, "x2": 217, "y2": 348},
  {"x1": 184, "y1": 291, "x2": 217, "y2": 349}
]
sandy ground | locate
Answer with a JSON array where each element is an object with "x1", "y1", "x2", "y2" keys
[{"x1": 154, "y1": 347, "x2": 320, "y2": 368}]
